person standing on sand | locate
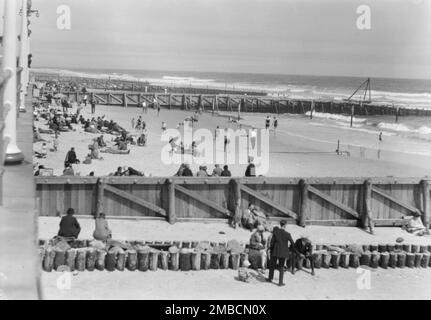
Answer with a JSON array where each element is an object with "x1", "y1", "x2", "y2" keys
[
  {"x1": 379, "y1": 132, "x2": 383, "y2": 142},
  {"x1": 131, "y1": 118, "x2": 135, "y2": 130},
  {"x1": 142, "y1": 101, "x2": 147, "y2": 114},
  {"x1": 267, "y1": 220, "x2": 298, "y2": 287},
  {"x1": 91, "y1": 99, "x2": 96, "y2": 114},
  {"x1": 83, "y1": 94, "x2": 88, "y2": 106},
  {"x1": 157, "y1": 103, "x2": 161, "y2": 116},
  {"x1": 265, "y1": 115, "x2": 271, "y2": 131},
  {"x1": 273, "y1": 117, "x2": 278, "y2": 136}
]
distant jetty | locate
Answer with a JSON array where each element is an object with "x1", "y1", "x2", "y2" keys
[{"x1": 33, "y1": 72, "x2": 431, "y2": 117}]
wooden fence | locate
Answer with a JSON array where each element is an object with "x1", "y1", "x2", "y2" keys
[
  {"x1": 35, "y1": 177, "x2": 430, "y2": 230},
  {"x1": 52, "y1": 90, "x2": 431, "y2": 117}
]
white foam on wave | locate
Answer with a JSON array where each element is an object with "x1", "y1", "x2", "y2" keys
[
  {"x1": 305, "y1": 111, "x2": 367, "y2": 124},
  {"x1": 377, "y1": 122, "x2": 431, "y2": 136}
]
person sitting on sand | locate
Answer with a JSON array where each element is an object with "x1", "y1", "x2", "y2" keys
[
  {"x1": 113, "y1": 166, "x2": 123, "y2": 176},
  {"x1": 65, "y1": 147, "x2": 79, "y2": 166},
  {"x1": 221, "y1": 165, "x2": 231, "y2": 177},
  {"x1": 93, "y1": 213, "x2": 112, "y2": 241},
  {"x1": 212, "y1": 164, "x2": 223, "y2": 176},
  {"x1": 245, "y1": 158, "x2": 256, "y2": 177},
  {"x1": 123, "y1": 166, "x2": 144, "y2": 176},
  {"x1": 197, "y1": 166, "x2": 209, "y2": 177},
  {"x1": 34, "y1": 165, "x2": 45, "y2": 176},
  {"x1": 58, "y1": 208, "x2": 81, "y2": 240},
  {"x1": 83, "y1": 153, "x2": 92, "y2": 165},
  {"x1": 62, "y1": 163, "x2": 75, "y2": 176},
  {"x1": 33, "y1": 127, "x2": 46, "y2": 143},
  {"x1": 181, "y1": 163, "x2": 193, "y2": 176},
  {"x1": 97, "y1": 135, "x2": 106, "y2": 148},
  {"x1": 137, "y1": 132, "x2": 147, "y2": 147}
]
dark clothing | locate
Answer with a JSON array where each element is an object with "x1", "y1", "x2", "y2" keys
[
  {"x1": 270, "y1": 227, "x2": 295, "y2": 259},
  {"x1": 181, "y1": 168, "x2": 193, "y2": 176},
  {"x1": 58, "y1": 215, "x2": 81, "y2": 239},
  {"x1": 245, "y1": 163, "x2": 256, "y2": 177},
  {"x1": 268, "y1": 256, "x2": 286, "y2": 285},
  {"x1": 221, "y1": 169, "x2": 231, "y2": 177},
  {"x1": 65, "y1": 150, "x2": 77, "y2": 165},
  {"x1": 91, "y1": 102, "x2": 96, "y2": 114}
]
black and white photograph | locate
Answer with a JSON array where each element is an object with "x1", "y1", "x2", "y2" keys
[{"x1": 0, "y1": 0, "x2": 431, "y2": 302}]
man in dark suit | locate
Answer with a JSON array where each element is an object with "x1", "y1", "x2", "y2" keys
[{"x1": 267, "y1": 220, "x2": 298, "y2": 286}]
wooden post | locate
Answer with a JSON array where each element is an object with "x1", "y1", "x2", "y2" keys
[
  {"x1": 210, "y1": 252, "x2": 221, "y2": 269},
  {"x1": 350, "y1": 103, "x2": 354, "y2": 128},
  {"x1": 96, "y1": 178, "x2": 105, "y2": 218},
  {"x1": 421, "y1": 180, "x2": 430, "y2": 233},
  {"x1": 167, "y1": 179, "x2": 176, "y2": 224},
  {"x1": 298, "y1": 179, "x2": 308, "y2": 227},
  {"x1": 230, "y1": 253, "x2": 240, "y2": 270},
  {"x1": 169, "y1": 94, "x2": 172, "y2": 109},
  {"x1": 363, "y1": 179, "x2": 374, "y2": 234},
  {"x1": 313, "y1": 252, "x2": 322, "y2": 268},
  {"x1": 123, "y1": 93, "x2": 127, "y2": 108},
  {"x1": 389, "y1": 252, "x2": 397, "y2": 268}
]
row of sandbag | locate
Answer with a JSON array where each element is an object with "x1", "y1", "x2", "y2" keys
[{"x1": 39, "y1": 244, "x2": 248, "y2": 272}]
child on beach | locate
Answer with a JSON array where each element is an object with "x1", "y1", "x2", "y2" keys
[{"x1": 161, "y1": 122, "x2": 167, "y2": 132}]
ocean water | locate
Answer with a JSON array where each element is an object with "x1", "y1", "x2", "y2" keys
[{"x1": 33, "y1": 67, "x2": 431, "y2": 141}]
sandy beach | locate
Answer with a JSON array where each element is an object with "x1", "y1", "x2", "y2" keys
[
  {"x1": 40, "y1": 267, "x2": 431, "y2": 300},
  {"x1": 33, "y1": 104, "x2": 431, "y2": 177}
]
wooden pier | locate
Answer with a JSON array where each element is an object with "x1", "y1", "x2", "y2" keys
[{"x1": 50, "y1": 90, "x2": 431, "y2": 117}]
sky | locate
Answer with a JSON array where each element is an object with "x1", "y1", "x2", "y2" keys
[{"x1": 25, "y1": 0, "x2": 431, "y2": 79}]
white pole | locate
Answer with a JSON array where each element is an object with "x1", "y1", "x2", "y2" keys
[
  {"x1": 19, "y1": 0, "x2": 29, "y2": 112},
  {"x1": 3, "y1": 0, "x2": 24, "y2": 164}
]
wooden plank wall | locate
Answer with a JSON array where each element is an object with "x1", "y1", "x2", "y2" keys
[{"x1": 35, "y1": 177, "x2": 430, "y2": 228}]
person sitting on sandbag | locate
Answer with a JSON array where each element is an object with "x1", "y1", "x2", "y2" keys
[
  {"x1": 248, "y1": 225, "x2": 268, "y2": 270},
  {"x1": 93, "y1": 213, "x2": 112, "y2": 241},
  {"x1": 58, "y1": 208, "x2": 81, "y2": 240}
]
